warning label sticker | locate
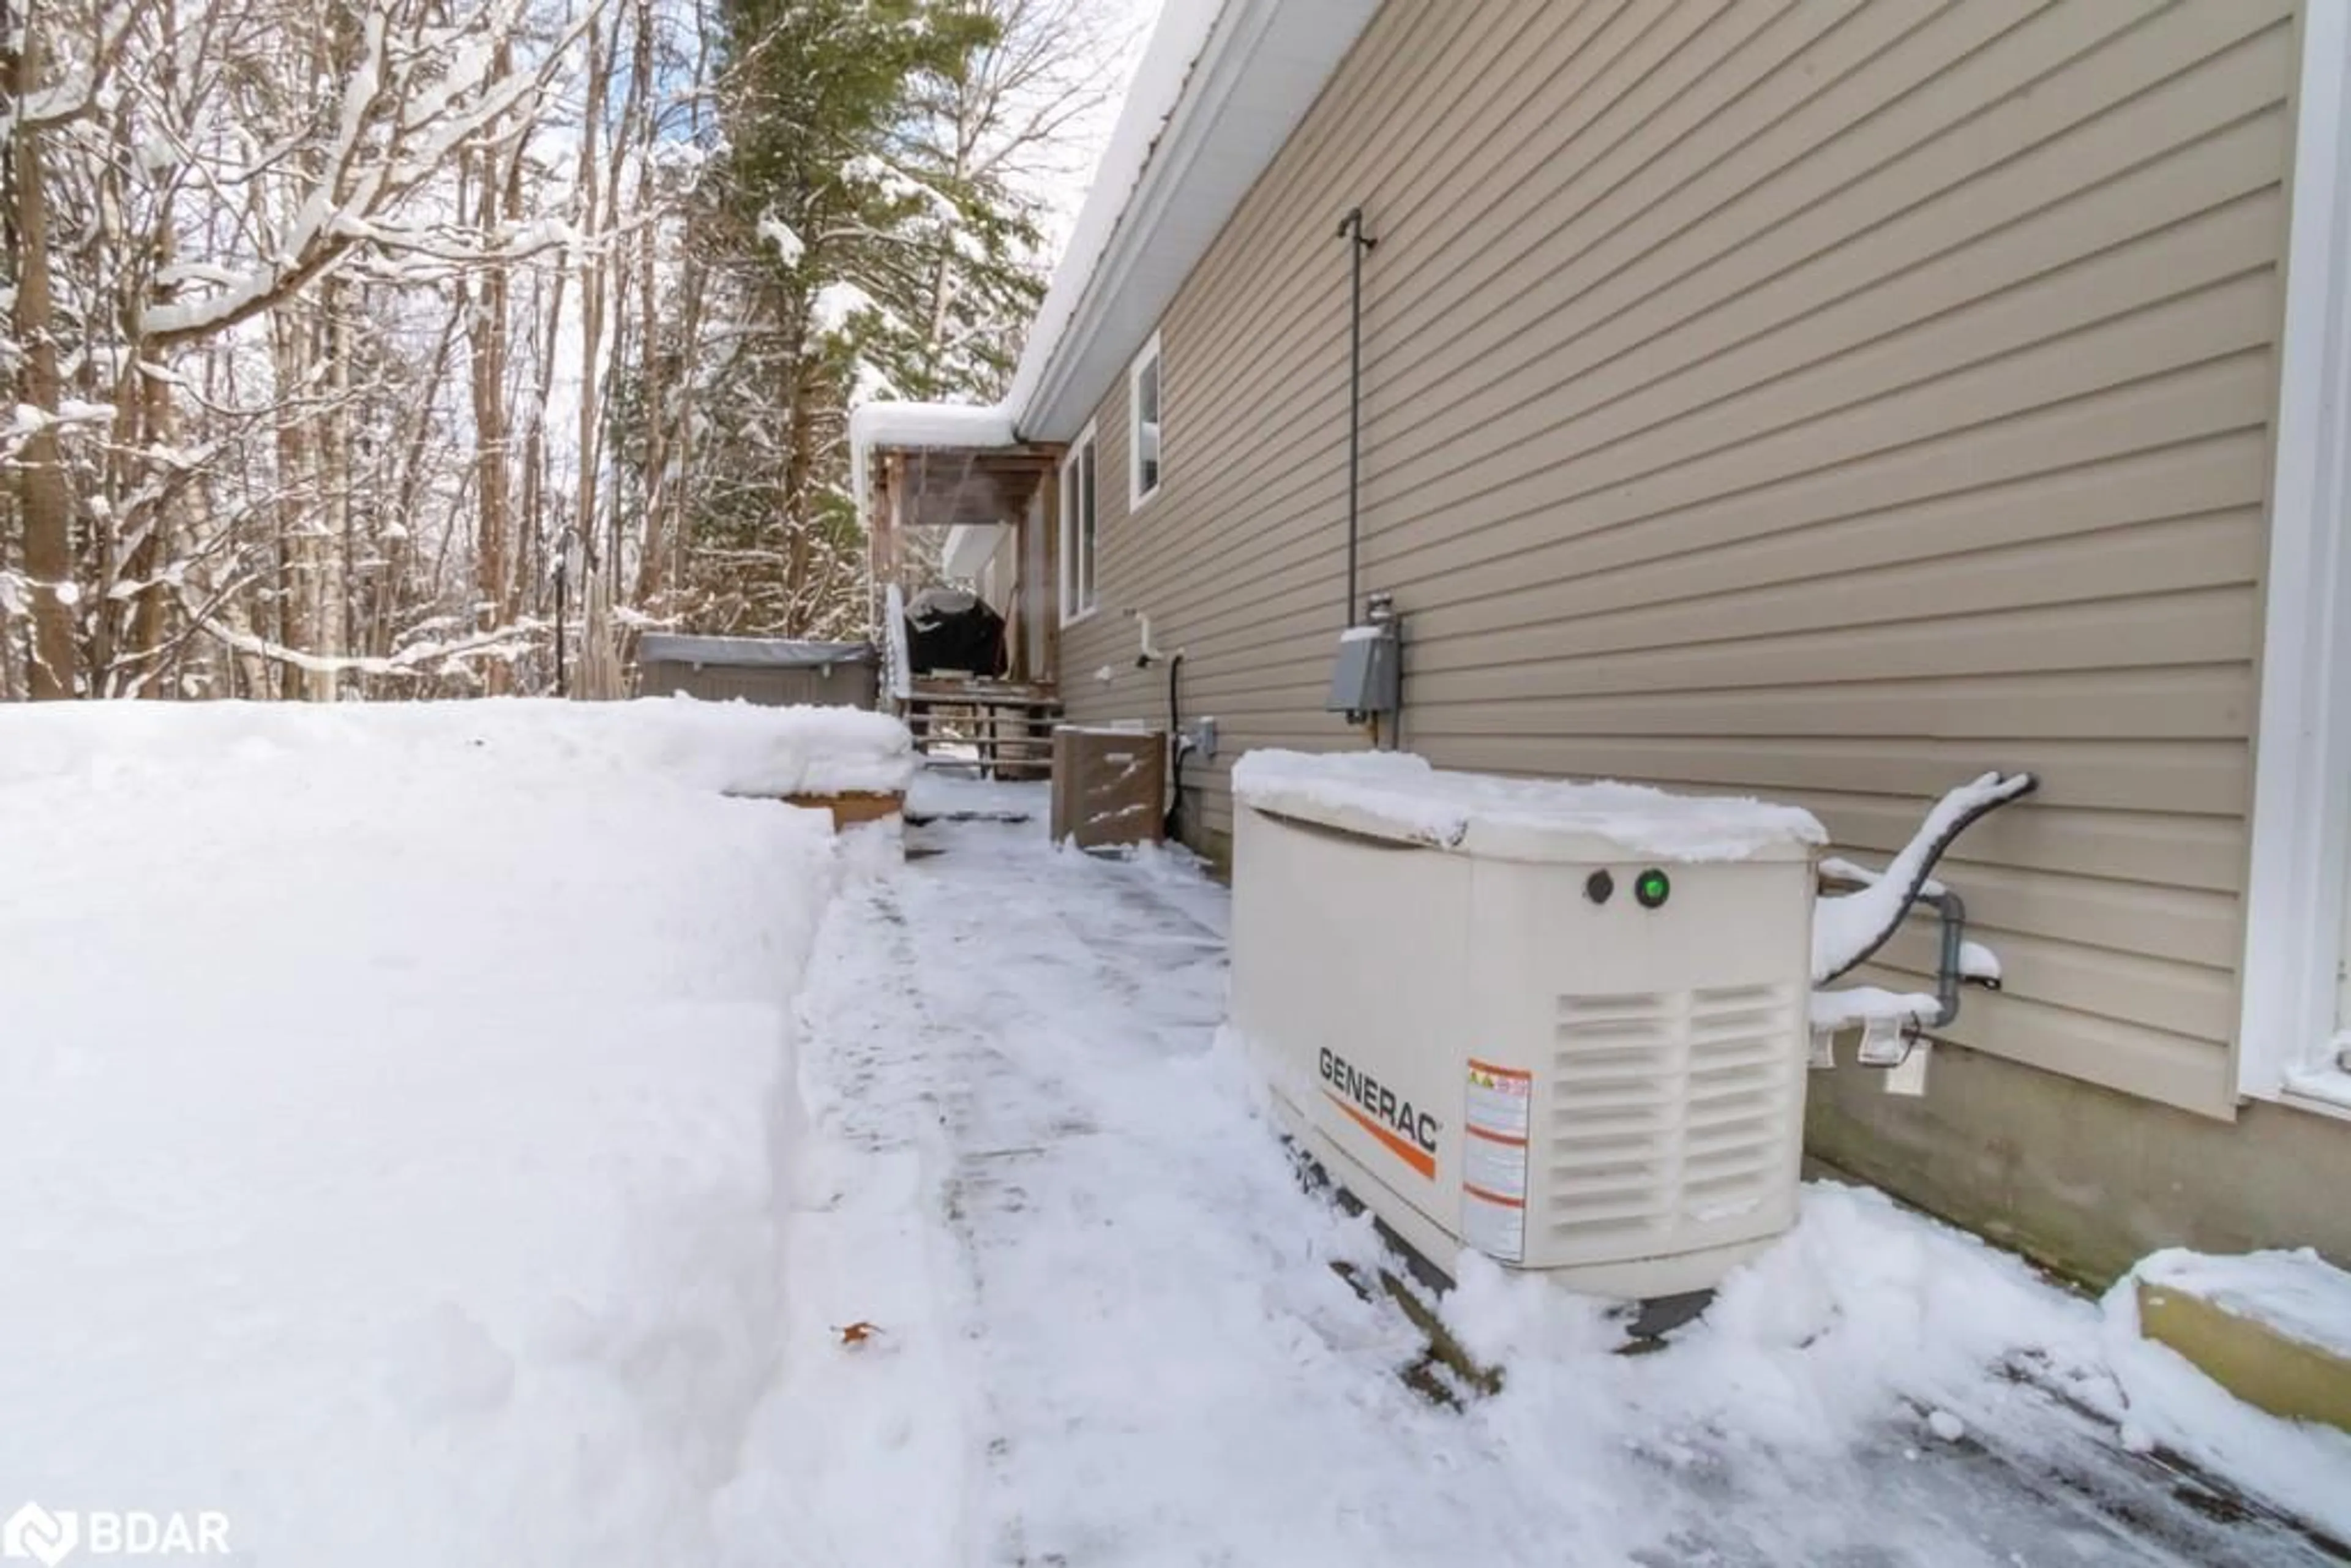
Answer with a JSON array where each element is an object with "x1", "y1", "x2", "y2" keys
[{"x1": 1462, "y1": 1059, "x2": 1532, "y2": 1263}]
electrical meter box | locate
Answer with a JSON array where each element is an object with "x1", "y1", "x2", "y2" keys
[
  {"x1": 1325, "y1": 621, "x2": 1400, "y2": 719},
  {"x1": 1228, "y1": 749, "x2": 1826, "y2": 1301}
]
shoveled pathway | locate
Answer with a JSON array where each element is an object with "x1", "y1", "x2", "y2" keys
[{"x1": 759, "y1": 774, "x2": 2343, "y2": 1568}]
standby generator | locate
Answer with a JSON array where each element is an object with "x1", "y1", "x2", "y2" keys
[{"x1": 1229, "y1": 749, "x2": 1826, "y2": 1302}]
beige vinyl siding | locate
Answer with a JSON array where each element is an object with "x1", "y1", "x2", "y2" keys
[{"x1": 1057, "y1": 0, "x2": 2292, "y2": 1118}]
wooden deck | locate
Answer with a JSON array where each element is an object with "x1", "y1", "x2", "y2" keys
[{"x1": 904, "y1": 678, "x2": 1062, "y2": 780}]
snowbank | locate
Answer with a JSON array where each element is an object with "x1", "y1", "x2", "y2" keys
[
  {"x1": 1445, "y1": 1180, "x2": 2351, "y2": 1552},
  {"x1": 0, "y1": 695, "x2": 916, "y2": 799},
  {"x1": 1230, "y1": 748, "x2": 1826, "y2": 862},
  {"x1": 0, "y1": 699, "x2": 896, "y2": 1565}
]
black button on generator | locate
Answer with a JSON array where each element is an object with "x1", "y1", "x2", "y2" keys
[{"x1": 1584, "y1": 869, "x2": 1614, "y2": 904}]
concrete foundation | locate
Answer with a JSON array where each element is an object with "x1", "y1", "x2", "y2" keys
[{"x1": 1806, "y1": 1042, "x2": 2351, "y2": 1287}]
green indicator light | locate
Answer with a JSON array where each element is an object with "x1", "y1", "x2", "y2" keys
[{"x1": 1635, "y1": 869, "x2": 1671, "y2": 909}]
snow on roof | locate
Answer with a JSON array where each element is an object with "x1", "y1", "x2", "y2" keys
[
  {"x1": 847, "y1": 0, "x2": 1224, "y2": 523},
  {"x1": 994, "y1": 0, "x2": 1225, "y2": 433},
  {"x1": 847, "y1": 400, "x2": 1019, "y2": 530},
  {"x1": 1230, "y1": 749, "x2": 1826, "y2": 863},
  {"x1": 850, "y1": 0, "x2": 1381, "y2": 532},
  {"x1": 844, "y1": 1, "x2": 1224, "y2": 511},
  {"x1": 846, "y1": 400, "x2": 1017, "y2": 454},
  {"x1": 1006, "y1": 0, "x2": 1382, "y2": 440}
]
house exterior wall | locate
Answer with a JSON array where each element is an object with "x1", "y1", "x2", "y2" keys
[
  {"x1": 1805, "y1": 1040, "x2": 2351, "y2": 1286},
  {"x1": 1050, "y1": 0, "x2": 2345, "y2": 1270}
]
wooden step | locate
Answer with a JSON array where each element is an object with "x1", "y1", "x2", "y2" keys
[
  {"x1": 904, "y1": 711, "x2": 1062, "y2": 728},
  {"x1": 907, "y1": 729, "x2": 1058, "y2": 747},
  {"x1": 907, "y1": 728, "x2": 1059, "y2": 748},
  {"x1": 2134, "y1": 1250, "x2": 2351, "y2": 1433},
  {"x1": 904, "y1": 713, "x2": 1061, "y2": 730},
  {"x1": 921, "y1": 756, "x2": 1052, "y2": 778}
]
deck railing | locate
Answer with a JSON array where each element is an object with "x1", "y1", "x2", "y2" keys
[{"x1": 882, "y1": 582, "x2": 913, "y2": 704}]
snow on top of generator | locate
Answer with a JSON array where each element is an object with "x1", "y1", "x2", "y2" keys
[{"x1": 1229, "y1": 749, "x2": 1825, "y2": 862}]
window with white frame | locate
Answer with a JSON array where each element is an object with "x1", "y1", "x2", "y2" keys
[
  {"x1": 1129, "y1": 334, "x2": 1163, "y2": 508},
  {"x1": 1059, "y1": 424, "x2": 1098, "y2": 623},
  {"x1": 2238, "y1": 0, "x2": 2351, "y2": 1110}
]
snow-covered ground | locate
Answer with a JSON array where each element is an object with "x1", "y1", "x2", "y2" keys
[
  {"x1": 0, "y1": 700, "x2": 903, "y2": 1565},
  {"x1": 4, "y1": 728, "x2": 2345, "y2": 1566},
  {"x1": 770, "y1": 774, "x2": 2349, "y2": 1567}
]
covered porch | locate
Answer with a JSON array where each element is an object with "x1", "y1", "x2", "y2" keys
[{"x1": 855, "y1": 405, "x2": 1066, "y2": 779}]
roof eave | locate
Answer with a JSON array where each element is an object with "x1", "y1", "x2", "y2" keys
[{"x1": 1006, "y1": 0, "x2": 1383, "y2": 443}]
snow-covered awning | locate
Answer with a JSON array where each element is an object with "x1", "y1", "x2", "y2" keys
[
  {"x1": 852, "y1": 402, "x2": 1060, "y2": 544},
  {"x1": 847, "y1": 401, "x2": 1016, "y2": 456},
  {"x1": 849, "y1": 401, "x2": 1031, "y2": 540}
]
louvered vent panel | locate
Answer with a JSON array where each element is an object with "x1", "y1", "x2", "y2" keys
[
  {"x1": 1550, "y1": 992, "x2": 1675, "y2": 1244},
  {"x1": 1682, "y1": 983, "x2": 1801, "y2": 1223},
  {"x1": 1549, "y1": 983, "x2": 1801, "y2": 1244}
]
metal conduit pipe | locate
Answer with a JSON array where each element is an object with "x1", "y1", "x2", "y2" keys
[{"x1": 1337, "y1": 207, "x2": 1376, "y2": 627}]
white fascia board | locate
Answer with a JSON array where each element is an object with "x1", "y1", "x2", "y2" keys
[
  {"x1": 2240, "y1": 0, "x2": 2351, "y2": 1101},
  {"x1": 1008, "y1": 0, "x2": 1384, "y2": 442}
]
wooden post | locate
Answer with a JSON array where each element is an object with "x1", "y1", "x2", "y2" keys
[
  {"x1": 870, "y1": 454, "x2": 903, "y2": 643},
  {"x1": 1006, "y1": 473, "x2": 1029, "y2": 685},
  {"x1": 1038, "y1": 453, "x2": 1062, "y2": 690},
  {"x1": 880, "y1": 464, "x2": 894, "y2": 628}
]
